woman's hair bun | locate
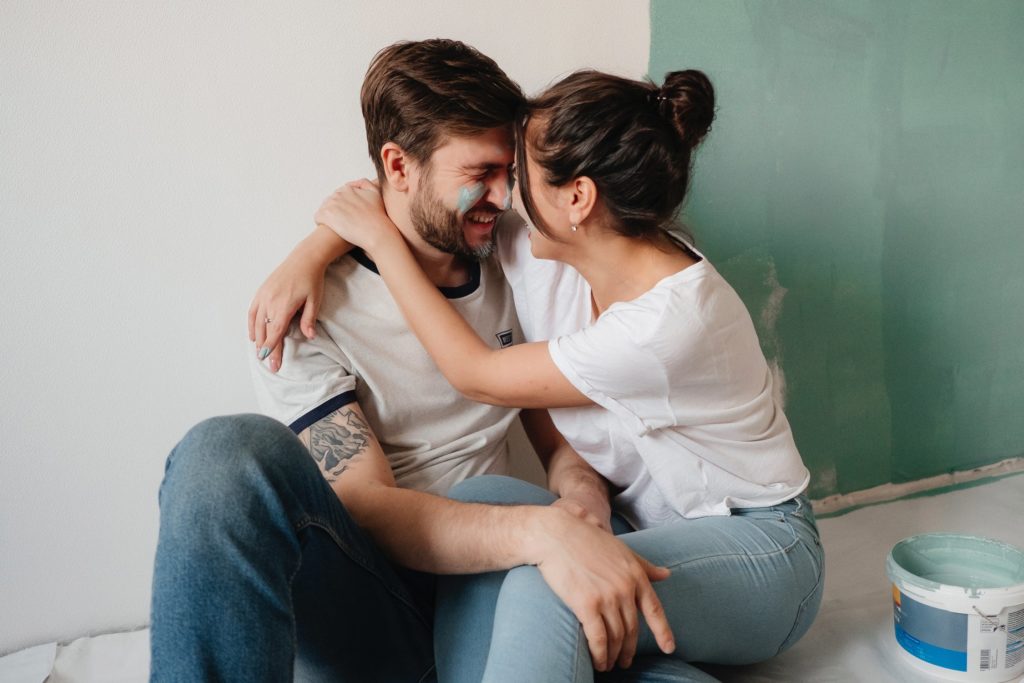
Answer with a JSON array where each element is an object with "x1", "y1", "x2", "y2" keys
[{"x1": 657, "y1": 70, "x2": 715, "y2": 149}]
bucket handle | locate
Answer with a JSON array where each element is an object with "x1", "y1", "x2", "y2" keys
[{"x1": 972, "y1": 606, "x2": 1024, "y2": 645}]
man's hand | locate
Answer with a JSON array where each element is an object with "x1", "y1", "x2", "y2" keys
[
  {"x1": 552, "y1": 492, "x2": 613, "y2": 534},
  {"x1": 529, "y1": 506, "x2": 676, "y2": 672}
]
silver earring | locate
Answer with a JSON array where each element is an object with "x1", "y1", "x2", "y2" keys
[{"x1": 571, "y1": 224, "x2": 578, "y2": 232}]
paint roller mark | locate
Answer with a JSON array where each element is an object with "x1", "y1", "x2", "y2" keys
[
  {"x1": 457, "y1": 182, "x2": 486, "y2": 215},
  {"x1": 812, "y1": 465, "x2": 838, "y2": 495},
  {"x1": 761, "y1": 258, "x2": 789, "y2": 410}
]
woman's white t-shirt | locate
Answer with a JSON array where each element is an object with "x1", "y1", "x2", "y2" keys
[{"x1": 496, "y1": 220, "x2": 810, "y2": 529}]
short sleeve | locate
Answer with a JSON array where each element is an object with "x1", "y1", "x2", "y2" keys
[
  {"x1": 250, "y1": 321, "x2": 358, "y2": 433},
  {"x1": 547, "y1": 307, "x2": 677, "y2": 435}
]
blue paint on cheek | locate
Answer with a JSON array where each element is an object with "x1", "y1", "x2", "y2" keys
[{"x1": 457, "y1": 183, "x2": 486, "y2": 214}]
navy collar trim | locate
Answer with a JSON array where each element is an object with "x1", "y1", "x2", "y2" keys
[{"x1": 350, "y1": 248, "x2": 481, "y2": 299}]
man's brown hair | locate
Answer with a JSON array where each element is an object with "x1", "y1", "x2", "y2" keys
[{"x1": 361, "y1": 39, "x2": 524, "y2": 181}]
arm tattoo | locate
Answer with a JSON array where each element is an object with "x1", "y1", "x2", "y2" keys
[{"x1": 306, "y1": 407, "x2": 372, "y2": 482}]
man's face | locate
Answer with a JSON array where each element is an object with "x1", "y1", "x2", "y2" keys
[{"x1": 409, "y1": 127, "x2": 515, "y2": 260}]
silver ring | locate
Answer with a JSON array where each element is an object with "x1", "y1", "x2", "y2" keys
[{"x1": 264, "y1": 317, "x2": 273, "y2": 324}]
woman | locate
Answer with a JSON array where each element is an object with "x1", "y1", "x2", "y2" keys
[{"x1": 251, "y1": 70, "x2": 823, "y2": 682}]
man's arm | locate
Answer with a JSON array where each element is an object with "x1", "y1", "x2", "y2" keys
[
  {"x1": 298, "y1": 400, "x2": 675, "y2": 669},
  {"x1": 299, "y1": 399, "x2": 539, "y2": 573},
  {"x1": 520, "y1": 408, "x2": 613, "y2": 533}
]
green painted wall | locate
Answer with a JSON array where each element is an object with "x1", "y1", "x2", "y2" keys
[{"x1": 650, "y1": 0, "x2": 1024, "y2": 498}]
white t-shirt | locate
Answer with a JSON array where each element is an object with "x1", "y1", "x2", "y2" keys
[
  {"x1": 496, "y1": 218, "x2": 809, "y2": 528},
  {"x1": 252, "y1": 250, "x2": 521, "y2": 496}
]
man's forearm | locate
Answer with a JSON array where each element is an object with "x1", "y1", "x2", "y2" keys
[{"x1": 339, "y1": 481, "x2": 550, "y2": 574}]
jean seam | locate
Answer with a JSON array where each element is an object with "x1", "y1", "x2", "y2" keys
[
  {"x1": 657, "y1": 526, "x2": 801, "y2": 571},
  {"x1": 285, "y1": 533, "x2": 304, "y2": 666},
  {"x1": 417, "y1": 663, "x2": 436, "y2": 683},
  {"x1": 294, "y1": 518, "x2": 433, "y2": 632},
  {"x1": 299, "y1": 513, "x2": 372, "y2": 567},
  {"x1": 775, "y1": 539, "x2": 825, "y2": 655}
]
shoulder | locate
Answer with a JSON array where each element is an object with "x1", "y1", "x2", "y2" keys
[{"x1": 598, "y1": 261, "x2": 752, "y2": 364}]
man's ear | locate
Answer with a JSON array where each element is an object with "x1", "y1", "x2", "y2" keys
[
  {"x1": 567, "y1": 176, "x2": 598, "y2": 227},
  {"x1": 380, "y1": 142, "x2": 411, "y2": 192}
]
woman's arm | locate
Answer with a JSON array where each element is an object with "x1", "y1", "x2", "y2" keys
[
  {"x1": 322, "y1": 182, "x2": 592, "y2": 409},
  {"x1": 521, "y1": 408, "x2": 613, "y2": 532},
  {"x1": 248, "y1": 224, "x2": 352, "y2": 372}
]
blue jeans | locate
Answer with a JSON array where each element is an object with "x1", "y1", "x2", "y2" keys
[
  {"x1": 436, "y1": 480, "x2": 825, "y2": 683},
  {"x1": 151, "y1": 415, "x2": 823, "y2": 682},
  {"x1": 151, "y1": 414, "x2": 437, "y2": 682}
]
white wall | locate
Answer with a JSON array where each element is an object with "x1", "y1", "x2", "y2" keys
[{"x1": 0, "y1": 0, "x2": 650, "y2": 654}]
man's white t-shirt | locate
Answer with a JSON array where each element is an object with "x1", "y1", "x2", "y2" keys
[
  {"x1": 497, "y1": 218, "x2": 810, "y2": 529},
  {"x1": 252, "y1": 249, "x2": 521, "y2": 496}
]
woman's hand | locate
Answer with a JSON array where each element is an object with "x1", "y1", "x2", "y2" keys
[
  {"x1": 248, "y1": 225, "x2": 349, "y2": 372},
  {"x1": 313, "y1": 180, "x2": 401, "y2": 257},
  {"x1": 530, "y1": 507, "x2": 676, "y2": 672}
]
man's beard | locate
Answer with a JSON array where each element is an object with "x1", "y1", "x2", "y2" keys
[{"x1": 409, "y1": 182, "x2": 497, "y2": 261}]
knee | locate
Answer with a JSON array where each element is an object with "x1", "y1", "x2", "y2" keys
[
  {"x1": 447, "y1": 475, "x2": 556, "y2": 506},
  {"x1": 496, "y1": 565, "x2": 574, "y2": 625},
  {"x1": 160, "y1": 414, "x2": 304, "y2": 510},
  {"x1": 501, "y1": 565, "x2": 549, "y2": 595}
]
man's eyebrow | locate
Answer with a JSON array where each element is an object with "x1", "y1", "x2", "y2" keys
[{"x1": 462, "y1": 162, "x2": 509, "y2": 172}]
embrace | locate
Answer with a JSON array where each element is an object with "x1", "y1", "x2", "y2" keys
[{"x1": 150, "y1": 39, "x2": 823, "y2": 683}]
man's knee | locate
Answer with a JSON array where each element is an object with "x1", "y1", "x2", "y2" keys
[
  {"x1": 161, "y1": 414, "x2": 305, "y2": 510},
  {"x1": 446, "y1": 474, "x2": 556, "y2": 506}
]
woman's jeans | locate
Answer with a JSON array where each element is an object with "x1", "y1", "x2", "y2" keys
[
  {"x1": 437, "y1": 480, "x2": 825, "y2": 683},
  {"x1": 150, "y1": 415, "x2": 823, "y2": 682}
]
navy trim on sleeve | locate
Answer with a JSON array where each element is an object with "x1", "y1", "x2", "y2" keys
[
  {"x1": 288, "y1": 390, "x2": 358, "y2": 434},
  {"x1": 350, "y1": 248, "x2": 480, "y2": 299}
]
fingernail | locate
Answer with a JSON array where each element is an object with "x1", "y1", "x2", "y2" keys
[
  {"x1": 269, "y1": 359, "x2": 279, "y2": 373},
  {"x1": 259, "y1": 347, "x2": 271, "y2": 360}
]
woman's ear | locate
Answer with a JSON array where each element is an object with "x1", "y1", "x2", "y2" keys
[
  {"x1": 567, "y1": 176, "x2": 598, "y2": 227},
  {"x1": 380, "y1": 142, "x2": 411, "y2": 192}
]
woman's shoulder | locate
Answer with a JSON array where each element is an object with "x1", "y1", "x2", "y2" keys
[
  {"x1": 607, "y1": 258, "x2": 726, "y2": 326},
  {"x1": 601, "y1": 260, "x2": 755, "y2": 361}
]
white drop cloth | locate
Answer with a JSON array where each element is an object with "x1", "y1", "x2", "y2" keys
[{"x1": 2, "y1": 474, "x2": 1022, "y2": 682}]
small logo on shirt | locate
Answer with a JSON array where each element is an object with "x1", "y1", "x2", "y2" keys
[{"x1": 495, "y1": 329, "x2": 514, "y2": 348}]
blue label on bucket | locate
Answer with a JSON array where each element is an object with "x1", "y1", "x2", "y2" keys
[
  {"x1": 894, "y1": 590, "x2": 968, "y2": 671},
  {"x1": 894, "y1": 624, "x2": 968, "y2": 671}
]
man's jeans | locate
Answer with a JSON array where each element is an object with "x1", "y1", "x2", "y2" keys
[
  {"x1": 151, "y1": 414, "x2": 440, "y2": 681},
  {"x1": 150, "y1": 415, "x2": 823, "y2": 682}
]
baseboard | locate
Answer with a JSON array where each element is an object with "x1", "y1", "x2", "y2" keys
[{"x1": 810, "y1": 456, "x2": 1024, "y2": 517}]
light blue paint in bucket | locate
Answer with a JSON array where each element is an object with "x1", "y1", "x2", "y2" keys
[{"x1": 887, "y1": 533, "x2": 1024, "y2": 682}]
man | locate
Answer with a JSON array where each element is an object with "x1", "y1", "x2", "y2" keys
[{"x1": 151, "y1": 39, "x2": 669, "y2": 682}]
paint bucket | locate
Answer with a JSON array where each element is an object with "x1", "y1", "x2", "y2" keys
[{"x1": 887, "y1": 533, "x2": 1024, "y2": 682}]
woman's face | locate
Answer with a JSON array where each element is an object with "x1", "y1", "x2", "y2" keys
[{"x1": 518, "y1": 120, "x2": 575, "y2": 261}]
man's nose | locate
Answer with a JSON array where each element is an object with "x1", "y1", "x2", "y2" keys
[{"x1": 486, "y1": 172, "x2": 512, "y2": 211}]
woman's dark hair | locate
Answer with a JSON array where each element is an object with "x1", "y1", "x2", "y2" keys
[{"x1": 515, "y1": 69, "x2": 714, "y2": 239}]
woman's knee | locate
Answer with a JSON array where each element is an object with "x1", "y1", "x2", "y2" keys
[{"x1": 447, "y1": 474, "x2": 556, "y2": 506}]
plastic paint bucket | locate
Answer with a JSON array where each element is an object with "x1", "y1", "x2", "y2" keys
[{"x1": 887, "y1": 533, "x2": 1024, "y2": 682}]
